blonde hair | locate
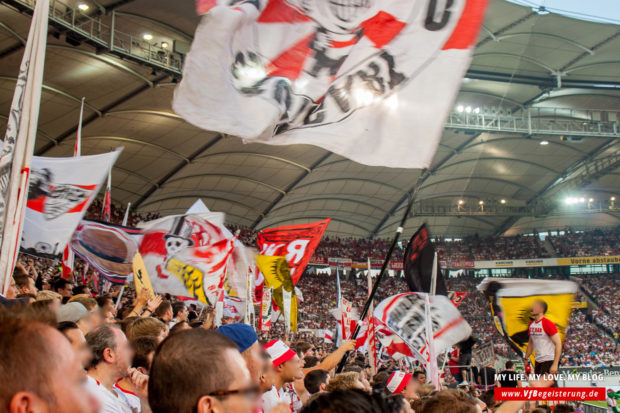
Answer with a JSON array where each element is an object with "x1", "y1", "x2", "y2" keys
[
  {"x1": 68, "y1": 294, "x2": 97, "y2": 311},
  {"x1": 126, "y1": 317, "x2": 167, "y2": 340},
  {"x1": 326, "y1": 372, "x2": 361, "y2": 392},
  {"x1": 36, "y1": 290, "x2": 62, "y2": 301}
]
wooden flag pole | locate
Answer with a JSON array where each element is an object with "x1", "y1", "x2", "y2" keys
[{"x1": 335, "y1": 172, "x2": 426, "y2": 373}]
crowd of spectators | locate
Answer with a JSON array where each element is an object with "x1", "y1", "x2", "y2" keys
[
  {"x1": 547, "y1": 227, "x2": 620, "y2": 257},
  {"x1": 7, "y1": 254, "x2": 568, "y2": 413}
]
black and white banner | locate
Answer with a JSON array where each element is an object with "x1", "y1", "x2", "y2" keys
[{"x1": 21, "y1": 150, "x2": 121, "y2": 259}]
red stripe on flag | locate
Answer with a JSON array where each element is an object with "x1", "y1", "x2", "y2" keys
[{"x1": 442, "y1": 0, "x2": 489, "y2": 50}]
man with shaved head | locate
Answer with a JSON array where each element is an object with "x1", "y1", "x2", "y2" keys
[{"x1": 0, "y1": 307, "x2": 99, "y2": 413}]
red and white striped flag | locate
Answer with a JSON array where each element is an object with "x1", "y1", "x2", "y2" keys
[
  {"x1": 324, "y1": 330, "x2": 333, "y2": 343},
  {"x1": 101, "y1": 171, "x2": 111, "y2": 222}
]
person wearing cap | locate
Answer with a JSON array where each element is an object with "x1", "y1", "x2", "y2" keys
[
  {"x1": 386, "y1": 371, "x2": 420, "y2": 402},
  {"x1": 217, "y1": 323, "x2": 263, "y2": 384},
  {"x1": 262, "y1": 340, "x2": 304, "y2": 413},
  {"x1": 57, "y1": 302, "x2": 94, "y2": 335}
]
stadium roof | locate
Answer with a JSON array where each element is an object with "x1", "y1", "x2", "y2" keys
[{"x1": 1, "y1": 0, "x2": 620, "y2": 238}]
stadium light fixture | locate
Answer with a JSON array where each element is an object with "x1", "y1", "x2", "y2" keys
[
  {"x1": 161, "y1": 41, "x2": 169, "y2": 49},
  {"x1": 465, "y1": 106, "x2": 472, "y2": 113},
  {"x1": 500, "y1": 199, "x2": 506, "y2": 204},
  {"x1": 588, "y1": 198, "x2": 594, "y2": 202},
  {"x1": 458, "y1": 200, "x2": 464, "y2": 205},
  {"x1": 143, "y1": 33, "x2": 153, "y2": 41},
  {"x1": 540, "y1": 140, "x2": 549, "y2": 145},
  {"x1": 478, "y1": 200, "x2": 484, "y2": 205},
  {"x1": 473, "y1": 107, "x2": 480, "y2": 114},
  {"x1": 579, "y1": 197, "x2": 585, "y2": 203},
  {"x1": 612, "y1": 196, "x2": 616, "y2": 201},
  {"x1": 457, "y1": 105, "x2": 464, "y2": 113},
  {"x1": 77, "y1": 3, "x2": 89, "y2": 11}
]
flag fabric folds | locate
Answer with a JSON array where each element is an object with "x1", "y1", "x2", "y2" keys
[
  {"x1": 257, "y1": 218, "x2": 329, "y2": 285},
  {"x1": 21, "y1": 150, "x2": 121, "y2": 259},
  {"x1": 0, "y1": 0, "x2": 49, "y2": 294},
  {"x1": 374, "y1": 292, "x2": 471, "y2": 365},
  {"x1": 175, "y1": 0, "x2": 488, "y2": 168},
  {"x1": 403, "y1": 224, "x2": 447, "y2": 295},
  {"x1": 477, "y1": 278, "x2": 577, "y2": 364}
]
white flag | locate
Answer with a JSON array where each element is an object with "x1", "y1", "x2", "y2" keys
[
  {"x1": 21, "y1": 150, "x2": 122, "y2": 258},
  {"x1": 174, "y1": 0, "x2": 488, "y2": 168},
  {"x1": 0, "y1": 0, "x2": 49, "y2": 294}
]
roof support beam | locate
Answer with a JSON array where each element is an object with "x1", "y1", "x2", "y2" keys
[
  {"x1": 0, "y1": 76, "x2": 102, "y2": 115},
  {"x1": 436, "y1": 157, "x2": 560, "y2": 175},
  {"x1": 252, "y1": 153, "x2": 332, "y2": 229},
  {"x1": 114, "y1": 12, "x2": 193, "y2": 41},
  {"x1": 36, "y1": 74, "x2": 168, "y2": 156},
  {"x1": 257, "y1": 215, "x2": 374, "y2": 234},
  {"x1": 270, "y1": 196, "x2": 390, "y2": 215},
  {"x1": 74, "y1": 136, "x2": 189, "y2": 161},
  {"x1": 290, "y1": 177, "x2": 405, "y2": 194},
  {"x1": 197, "y1": 152, "x2": 311, "y2": 172},
  {"x1": 163, "y1": 173, "x2": 286, "y2": 194},
  {"x1": 132, "y1": 135, "x2": 224, "y2": 209},
  {"x1": 140, "y1": 194, "x2": 259, "y2": 213},
  {"x1": 419, "y1": 176, "x2": 534, "y2": 194},
  {"x1": 371, "y1": 132, "x2": 485, "y2": 236}
]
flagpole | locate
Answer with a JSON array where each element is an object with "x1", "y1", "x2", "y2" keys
[
  {"x1": 0, "y1": 0, "x2": 50, "y2": 294},
  {"x1": 122, "y1": 202, "x2": 131, "y2": 226},
  {"x1": 335, "y1": 172, "x2": 424, "y2": 373}
]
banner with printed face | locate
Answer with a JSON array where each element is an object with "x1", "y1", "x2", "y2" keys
[
  {"x1": 177, "y1": 0, "x2": 488, "y2": 168},
  {"x1": 21, "y1": 150, "x2": 121, "y2": 259},
  {"x1": 257, "y1": 218, "x2": 330, "y2": 285},
  {"x1": 477, "y1": 278, "x2": 576, "y2": 364},
  {"x1": 139, "y1": 214, "x2": 241, "y2": 306},
  {"x1": 374, "y1": 292, "x2": 471, "y2": 362}
]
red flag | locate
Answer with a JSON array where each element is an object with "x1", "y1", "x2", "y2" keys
[
  {"x1": 101, "y1": 171, "x2": 111, "y2": 222},
  {"x1": 62, "y1": 245, "x2": 73, "y2": 280},
  {"x1": 449, "y1": 291, "x2": 467, "y2": 307},
  {"x1": 257, "y1": 218, "x2": 329, "y2": 285}
]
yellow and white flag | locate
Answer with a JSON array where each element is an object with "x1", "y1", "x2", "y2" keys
[
  {"x1": 132, "y1": 252, "x2": 155, "y2": 300},
  {"x1": 256, "y1": 255, "x2": 297, "y2": 332}
]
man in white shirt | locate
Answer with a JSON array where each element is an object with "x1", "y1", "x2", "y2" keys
[
  {"x1": 86, "y1": 324, "x2": 148, "y2": 413},
  {"x1": 524, "y1": 299, "x2": 562, "y2": 376},
  {"x1": 262, "y1": 340, "x2": 304, "y2": 413}
]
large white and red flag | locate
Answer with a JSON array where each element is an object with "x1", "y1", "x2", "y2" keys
[
  {"x1": 0, "y1": 0, "x2": 49, "y2": 294},
  {"x1": 174, "y1": 0, "x2": 488, "y2": 168},
  {"x1": 256, "y1": 218, "x2": 329, "y2": 285},
  {"x1": 20, "y1": 150, "x2": 121, "y2": 259},
  {"x1": 138, "y1": 214, "x2": 242, "y2": 306}
]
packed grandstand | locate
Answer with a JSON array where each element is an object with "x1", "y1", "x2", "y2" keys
[{"x1": 16, "y1": 200, "x2": 617, "y2": 368}]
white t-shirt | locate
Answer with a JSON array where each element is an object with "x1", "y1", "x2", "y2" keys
[
  {"x1": 283, "y1": 383, "x2": 303, "y2": 413},
  {"x1": 114, "y1": 383, "x2": 141, "y2": 413},
  {"x1": 261, "y1": 386, "x2": 290, "y2": 413},
  {"x1": 528, "y1": 317, "x2": 558, "y2": 362},
  {"x1": 86, "y1": 376, "x2": 133, "y2": 413}
]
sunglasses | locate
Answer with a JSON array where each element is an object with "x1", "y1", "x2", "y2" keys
[{"x1": 207, "y1": 385, "x2": 260, "y2": 399}]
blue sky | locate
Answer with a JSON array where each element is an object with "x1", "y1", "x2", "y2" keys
[{"x1": 505, "y1": 0, "x2": 620, "y2": 25}]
